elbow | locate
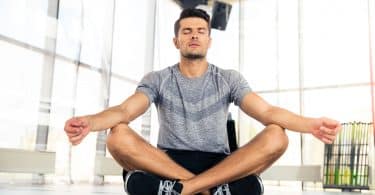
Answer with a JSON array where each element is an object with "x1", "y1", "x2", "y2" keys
[
  {"x1": 121, "y1": 110, "x2": 132, "y2": 124},
  {"x1": 117, "y1": 105, "x2": 131, "y2": 124},
  {"x1": 258, "y1": 107, "x2": 275, "y2": 126},
  {"x1": 258, "y1": 106, "x2": 287, "y2": 129}
]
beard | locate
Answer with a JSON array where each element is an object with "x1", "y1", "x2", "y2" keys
[{"x1": 181, "y1": 51, "x2": 205, "y2": 60}]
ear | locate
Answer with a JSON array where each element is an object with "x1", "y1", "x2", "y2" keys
[
  {"x1": 173, "y1": 37, "x2": 180, "y2": 49},
  {"x1": 208, "y1": 37, "x2": 212, "y2": 48}
]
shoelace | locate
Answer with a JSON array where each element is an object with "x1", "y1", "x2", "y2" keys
[
  {"x1": 158, "y1": 180, "x2": 179, "y2": 195},
  {"x1": 213, "y1": 184, "x2": 231, "y2": 195}
]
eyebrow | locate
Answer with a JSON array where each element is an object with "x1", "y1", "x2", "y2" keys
[
  {"x1": 181, "y1": 27, "x2": 207, "y2": 32},
  {"x1": 182, "y1": 28, "x2": 192, "y2": 31}
]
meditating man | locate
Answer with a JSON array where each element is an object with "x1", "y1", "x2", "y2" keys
[{"x1": 64, "y1": 8, "x2": 340, "y2": 195}]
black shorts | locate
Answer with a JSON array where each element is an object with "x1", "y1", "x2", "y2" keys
[{"x1": 122, "y1": 149, "x2": 262, "y2": 194}]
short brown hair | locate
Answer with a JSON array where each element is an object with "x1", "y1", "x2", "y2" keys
[{"x1": 174, "y1": 8, "x2": 211, "y2": 37}]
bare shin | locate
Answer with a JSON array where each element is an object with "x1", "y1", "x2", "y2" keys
[{"x1": 106, "y1": 123, "x2": 195, "y2": 180}]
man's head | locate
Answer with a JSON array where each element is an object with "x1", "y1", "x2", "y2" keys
[{"x1": 173, "y1": 8, "x2": 212, "y2": 60}]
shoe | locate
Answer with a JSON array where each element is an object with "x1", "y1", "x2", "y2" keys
[
  {"x1": 220, "y1": 175, "x2": 264, "y2": 195},
  {"x1": 158, "y1": 180, "x2": 182, "y2": 195},
  {"x1": 253, "y1": 175, "x2": 264, "y2": 195},
  {"x1": 124, "y1": 170, "x2": 183, "y2": 195},
  {"x1": 211, "y1": 183, "x2": 231, "y2": 195}
]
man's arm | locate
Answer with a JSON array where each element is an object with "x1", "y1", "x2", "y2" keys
[
  {"x1": 64, "y1": 92, "x2": 150, "y2": 145},
  {"x1": 87, "y1": 92, "x2": 150, "y2": 131},
  {"x1": 239, "y1": 92, "x2": 341, "y2": 143}
]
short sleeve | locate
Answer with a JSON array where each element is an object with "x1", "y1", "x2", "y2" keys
[
  {"x1": 136, "y1": 72, "x2": 160, "y2": 104},
  {"x1": 228, "y1": 70, "x2": 252, "y2": 106}
]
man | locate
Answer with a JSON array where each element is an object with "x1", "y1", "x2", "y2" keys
[{"x1": 64, "y1": 8, "x2": 340, "y2": 195}]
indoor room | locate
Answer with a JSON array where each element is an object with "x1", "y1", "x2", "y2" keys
[{"x1": 0, "y1": 0, "x2": 374, "y2": 194}]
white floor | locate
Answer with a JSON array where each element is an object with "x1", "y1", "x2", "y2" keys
[{"x1": 0, "y1": 184, "x2": 374, "y2": 195}]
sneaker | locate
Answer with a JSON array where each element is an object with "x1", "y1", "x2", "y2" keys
[
  {"x1": 217, "y1": 175, "x2": 264, "y2": 195},
  {"x1": 253, "y1": 175, "x2": 264, "y2": 195},
  {"x1": 211, "y1": 183, "x2": 231, "y2": 195},
  {"x1": 124, "y1": 170, "x2": 183, "y2": 195},
  {"x1": 158, "y1": 180, "x2": 182, "y2": 195}
]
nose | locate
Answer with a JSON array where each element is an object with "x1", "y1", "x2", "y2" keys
[{"x1": 191, "y1": 33, "x2": 198, "y2": 40}]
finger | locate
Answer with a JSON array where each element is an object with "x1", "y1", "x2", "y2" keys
[
  {"x1": 322, "y1": 118, "x2": 340, "y2": 128},
  {"x1": 69, "y1": 134, "x2": 84, "y2": 144},
  {"x1": 313, "y1": 131, "x2": 325, "y2": 140},
  {"x1": 65, "y1": 128, "x2": 78, "y2": 135},
  {"x1": 66, "y1": 117, "x2": 86, "y2": 127},
  {"x1": 321, "y1": 136, "x2": 334, "y2": 144},
  {"x1": 65, "y1": 126, "x2": 81, "y2": 135},
  {"x1": 65, "y1": 117, "x2": 78, "y2": 125},
  {"x1": 66, "y1": 128, "x2": 82, "y2": 138},
  {"x1": 70, "y1": 118, "x2": 85, "y2": 127},
  {"x1": 320, "y1": 126, "x2": 337, "y2": 136},
  {"x1": 71, "y1": 139, "x2": 82, "y2": 146},
  {"x1": 322, "y1": 134, "x2": 336, "y2": 143},
  {"x1": 65, "y1": 120, "x2": 81, "y2": 132}
]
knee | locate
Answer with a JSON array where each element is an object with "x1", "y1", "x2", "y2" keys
[
  {"x1": 263, "y1": 124, "x2": 289, "y2": 156},
  {"x1": 106, "y1": 124, "x2": 139, "y2": 157}
]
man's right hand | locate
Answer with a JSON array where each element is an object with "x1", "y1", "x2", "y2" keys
[{"x1": 64, "y1": 116, "x2": 91, "y2": 145}]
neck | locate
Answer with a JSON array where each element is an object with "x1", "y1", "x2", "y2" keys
[{"x1": 178, "y1": 57, "x2": 208, "y2": 78}]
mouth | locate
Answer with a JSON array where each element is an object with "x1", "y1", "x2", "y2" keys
[{"x1": 189, "y1": 43, "x2": 200, "y2": 48}]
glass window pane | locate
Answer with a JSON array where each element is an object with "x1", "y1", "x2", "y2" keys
[
  {"x1": 55, "y1": 0, "x2": 83, "y2": 61},
  {"x1": 305, "y1": 87, "x2": 372, "y2": 123},
  {"x1": 112, "y1": 0, "x2": 152, "y2": 80},
  {"x1": 278, "y1": 0, "x2": 299, "y2": 89},
  {"x1": 243, "y1": 0, "x2": 278, "y2": 91},
  {"x1": 56, "y1": 0, "x2": 115, "y2": 67},
  {"x1": 153, "y1": 1, "x2": 181, "y2": 70},
  {"x1": 303, "y1": 0, "x2": 370, "y2": 87},
  {"x1": 0, "y1": 39, "x2": 43, "y2": 149},
  {"x1": 79, "y1": 0, "x2": 114, "y2": 68},
  {"x1": 0, "y1": 0, "x2": 49, "y2": 49}
]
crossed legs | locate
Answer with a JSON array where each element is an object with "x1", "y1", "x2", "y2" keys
[{"x1": 106, "y1": 124, "x2": 288, "y2": 195}]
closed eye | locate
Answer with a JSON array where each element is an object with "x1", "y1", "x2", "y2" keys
[
  {"x1": 182, "y1": 29, "x2": 192, "y2": 34},
  {"x1": 198, "y1": 28, "x2": 207, "y2": 34}
]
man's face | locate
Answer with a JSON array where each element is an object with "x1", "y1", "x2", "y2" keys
[{"x1": 174, "y1": 17, "x2": 211, "y2": 59}]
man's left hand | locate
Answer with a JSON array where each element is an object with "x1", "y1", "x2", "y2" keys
[{"x1": 311, "y1": 117, "x2": 341, "y2": 144}]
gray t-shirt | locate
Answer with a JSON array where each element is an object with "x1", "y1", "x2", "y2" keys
[{"x1": 136, "y1": 63, "x2": 251, "y2": 154}]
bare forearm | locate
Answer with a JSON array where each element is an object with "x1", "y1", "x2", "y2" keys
[
  {"x1": 85, "y1": 105, "x2": 129, "y2": 132},
  {"x1": 261, "y1": 106, "x2": 313, "y2": 133},
  {"x1": 83, "y1": 93, "x2": 150, "y2": 132},
  {"x1": 240, "y1": 93, "x2": 340, "y2": 143}
]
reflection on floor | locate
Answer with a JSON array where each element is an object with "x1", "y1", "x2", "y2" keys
[{"x1": 0, "y1": 183, "x2": 374, "y2": 195}]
